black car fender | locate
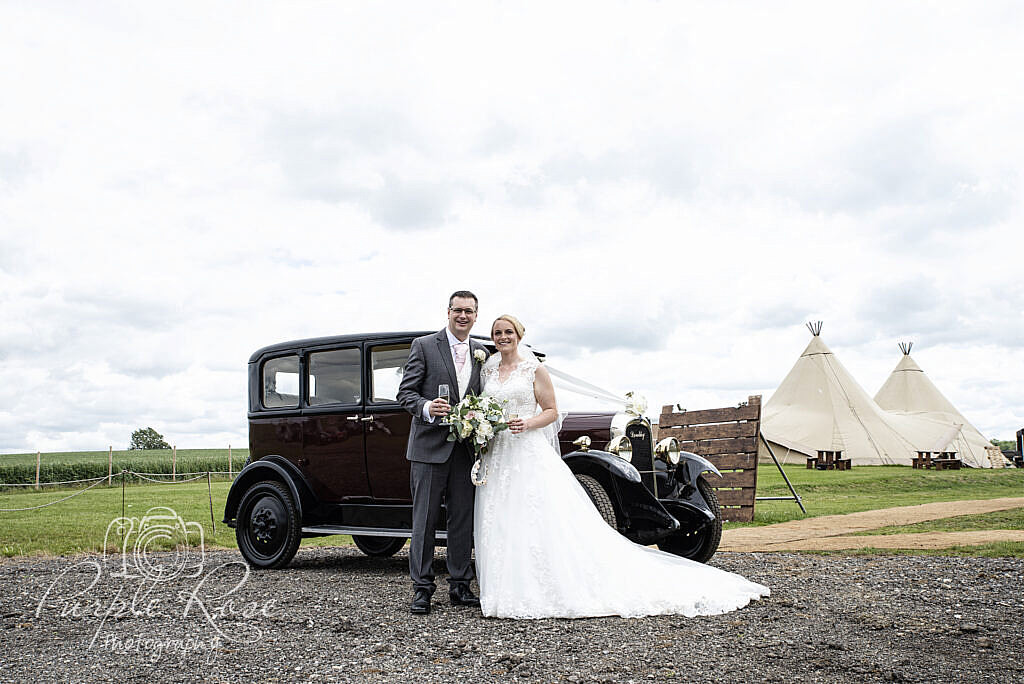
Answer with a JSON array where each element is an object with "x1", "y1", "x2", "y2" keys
[
  {"x1": 563, "y1": 449, "x2": 678, "y2": 532},
  {"x1": 222, "y1": 456, "x2": 316, "y2": 526},
  {"x1": 661, "y1": 494, "x2": 716, "y2": 526},
  {"x1": 676, "y1": 450, "x2": 722, "y2": 487},
  {"x1": 563, "y1": 448, "x2": 642, "y2": 483},
  {"x1": 663, "y1": 451, "x2": 723, "y2": 523}
]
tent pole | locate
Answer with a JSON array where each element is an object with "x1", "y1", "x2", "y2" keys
[{"x1": 756, "y1": 435, "x2": 806, "y2": 514}]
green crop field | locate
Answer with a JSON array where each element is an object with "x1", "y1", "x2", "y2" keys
[{"x1": 0, "y1": 448, "x2": 249, "y2": 486}]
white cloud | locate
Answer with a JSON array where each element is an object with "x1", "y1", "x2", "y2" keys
[{"x1": 1, "y1": 1, "x2": 1023, "y2": 452}]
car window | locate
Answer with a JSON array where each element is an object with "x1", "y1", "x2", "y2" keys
[
  {"x1": 308, "y1": 348, "x2": 361, "y2": 406},
  {"x1": 369, "y1": 343, "x2": 410, "y2": 403},
  {"x1": 262, "y1": 355, "x2": 300, "y2": 408}
]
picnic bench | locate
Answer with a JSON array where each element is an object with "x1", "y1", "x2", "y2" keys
[
  {"x1": 807, "y1": 450, "x2": 851, "y2": 470},
  {"x1": 912, "y1": 451, "x2": 933, "y2": 469},
  {"x1": 913, "y1": 450, "x2": 962, "y2": 470}
]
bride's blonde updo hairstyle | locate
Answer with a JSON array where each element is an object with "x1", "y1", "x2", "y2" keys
[{"x1": 492, "y1": 314, "x2": 526, "y2": 340}]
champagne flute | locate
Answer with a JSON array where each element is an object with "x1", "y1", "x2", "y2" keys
[
  {"x1": 507, "y1": 411, "x2": 519, "y2": 434},
  {"x1": 438, "y1": 384, "x2": 451, "y2": 425}
]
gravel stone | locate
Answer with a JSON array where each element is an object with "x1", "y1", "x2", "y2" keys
[{"x1": 1, "y1": 548, "x2": 1022, "y2": 682}]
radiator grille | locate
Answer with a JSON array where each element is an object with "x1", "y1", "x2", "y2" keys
[{"x1": 626, "y1": 421, "x2": 656, "y2": 497}]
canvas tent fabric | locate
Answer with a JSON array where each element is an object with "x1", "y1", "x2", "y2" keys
[
  {"x1": 760, "y1": 333, "x2": 919, "y2": 466},
  {"x1": 874, "y1": 349, "x2": 995, "y2": 468},
  {"x1": 759, "y1": 332, "x2": 994, "y2": 467}
]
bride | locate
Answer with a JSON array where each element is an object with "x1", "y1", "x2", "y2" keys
[{"x1": 474, "y1": 314, "x2": 769, "y2": 619}]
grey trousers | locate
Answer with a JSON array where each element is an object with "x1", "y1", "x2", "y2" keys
[{"x1": 408, "y1": 446, "x2": 476, "y2": 594}]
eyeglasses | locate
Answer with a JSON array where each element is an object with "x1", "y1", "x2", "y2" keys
[{"x1": 449, "y1": 307, "x2": 477, "y2": 316}]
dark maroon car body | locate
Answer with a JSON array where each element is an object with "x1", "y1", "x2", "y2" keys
[{"x1": 224, "y1": 332, "x2": 723, "y2": 568}]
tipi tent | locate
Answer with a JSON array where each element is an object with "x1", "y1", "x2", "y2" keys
[
  {"x1": 874, "y1": 343, "x2": 996, "y2": 468},
  {"x1": 760, "y1": 323, "x2": 922, "y2": 466}
]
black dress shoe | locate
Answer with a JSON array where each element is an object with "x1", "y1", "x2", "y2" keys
[
  {"x1": 449, "y1": 585, "x2": 481, "y2": 607},
  {"x1": 410, "y1": 589, "x2": 432, "y2": 615}
]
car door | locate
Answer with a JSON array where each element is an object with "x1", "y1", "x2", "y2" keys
[
  {"x1": 300, "y1": 345, "x2": 371, "y2": 502},
  {"x1": 250, "y1": 353, "x2": 304, "y2": 464},
  {"x1": 363, "y1": 341, "x2": 414, "y2": 502}
]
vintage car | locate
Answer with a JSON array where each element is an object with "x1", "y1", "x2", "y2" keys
[{"x1": 224, "y1": 332, "x2": 724, "y2": 569}]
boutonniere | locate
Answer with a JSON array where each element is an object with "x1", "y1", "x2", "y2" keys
[{"x1": 474, "y1": 349, "x2": 487, "y2": 364}]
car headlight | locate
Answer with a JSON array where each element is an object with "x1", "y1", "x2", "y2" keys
[
  {"x1": 655, "y1": 437, "x2": 680, "y2": 465},
  {"x1": 606, "y1": 435, "x2": 632, "y2": 462}
]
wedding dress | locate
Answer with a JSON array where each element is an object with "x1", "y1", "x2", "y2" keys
[{"x1": 474, "y1": 355, "x2": 769, "y2": 619}]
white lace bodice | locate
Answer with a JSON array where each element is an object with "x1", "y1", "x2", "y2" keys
[{"x1": 481, "y1": 355, "x2": 540, "y2": 418}]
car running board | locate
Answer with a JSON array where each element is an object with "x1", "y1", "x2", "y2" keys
[{"x1": 301, "y1": 525, "x2": 440, "y2": 539}]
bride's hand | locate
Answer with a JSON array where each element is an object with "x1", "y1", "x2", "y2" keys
[{"x1": 508, "y1": 417, "x2": 528, "y2": 434}]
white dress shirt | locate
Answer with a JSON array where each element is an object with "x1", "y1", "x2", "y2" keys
[{"x1": 421, "y1": 328, "x2": 471, "y2": 423}]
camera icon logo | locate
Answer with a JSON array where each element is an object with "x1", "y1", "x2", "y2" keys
[{"x1": 104, "y1": 506, "x2": 206, "y2": 581}]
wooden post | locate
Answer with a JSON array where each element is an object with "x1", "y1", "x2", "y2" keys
[
  {"x1": 228, "y1": 444, "x2": 232, "y2": 476},
  {"x1": 172, "y1": 445, "x2": 177, "y2": 481},
  {"x1": 108, "y1": 446, "x2": 113, "y2": 485},
  {"x1": 35, "y1": 451, "x2": 41, "y2": 489},
  {"x1": 207, "y1": 471, "x2": 216, "y2": 533}
]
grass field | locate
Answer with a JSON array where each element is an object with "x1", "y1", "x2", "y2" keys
[
  {"x1": 0, "y1": 448, "x2": 248, "y2": 485},
  {"x1": 748, "y1": 464, "x2": 1024, "y2": 525},
  {"x1": 853, "y1": 508, "x2": 1024, "y2": 535},
  {"x1": 0, "y1": 479, "x2": 350, "y2": 557},
  {"x1": 1, "y1": 461, "x2": 1021, "y2": 558},
  {"x1": 840, "y1": 509, "x2": 1024, "y2": 558}
]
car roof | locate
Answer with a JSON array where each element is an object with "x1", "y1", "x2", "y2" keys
[
  {"x1": 249, "y1": 331, "x2": 544, "y2": 362},
  {"x1": 249, "y1": 331, "x2": 435, "y2": 362}
]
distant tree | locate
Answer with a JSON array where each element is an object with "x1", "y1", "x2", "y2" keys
[
  {"x1": 990, "y1": 439, "x2": 1015, "y2": 452},
  {"x1": 130, "y1": 427, "x2": 171, "y2": 450}
]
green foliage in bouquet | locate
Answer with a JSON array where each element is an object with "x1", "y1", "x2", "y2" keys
[{"x1": 446, "y1": 394, "x2": 509, "y2": 457}]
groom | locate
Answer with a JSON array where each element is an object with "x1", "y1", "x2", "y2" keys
[{"x1": 397, "y1": 290, "x2": 486, "y2": 614}]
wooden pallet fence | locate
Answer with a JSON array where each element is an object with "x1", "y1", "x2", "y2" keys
[{"x1": 658, "y1": 396, "x2": 762, "y2": 522}]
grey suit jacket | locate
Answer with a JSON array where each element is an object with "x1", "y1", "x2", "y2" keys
[{"x1": 397, "y1": 329, "x2": 487, "y2": 464}]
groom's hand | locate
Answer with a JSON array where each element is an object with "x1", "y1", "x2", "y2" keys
[{"x1": 428, "y1": 398, "x2": 451, "y2": 417}]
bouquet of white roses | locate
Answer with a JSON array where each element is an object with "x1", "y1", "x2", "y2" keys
[{"x1": 446, "y1": 393, "x2": 509, "y2": 485}]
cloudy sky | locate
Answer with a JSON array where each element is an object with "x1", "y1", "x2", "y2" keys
[{"x1": 2, "y1": 2, "x2": 1022, "y2": 453}]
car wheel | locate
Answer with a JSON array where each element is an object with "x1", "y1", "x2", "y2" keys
[
  {"x1": 235, "y1": 480, "x2": 301, "y2": 569},
  {"x1": 352, "y1": 535, "x2": 407, "y2": 558},
  {"x1": 575, "y1": 474, "x2": 617, "y2": 529},
  {"x1": 657, "y1": 476, "x2": 723, "y2": 563}
]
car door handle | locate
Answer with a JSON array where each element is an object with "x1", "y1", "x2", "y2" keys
[
  {"x1": 360, "y1": 416, "x2": 373, "y2": 422},
  {"x1": 346, "y1": 416, "x2": 360, "y2": 421}
]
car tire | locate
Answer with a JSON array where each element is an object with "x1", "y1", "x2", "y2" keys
[
  {"x1": 575, "y1": 473, "x2": 617, "y2": 529},
  {"x1": 235, "y1": 479, "x2": 302, "y2": 569},
  {"x1": 657, "y1": 476, "x2": 723, "y2": 563},
  {"x1": 352, "y1": 535, "x2": 408, "y2": 558}
]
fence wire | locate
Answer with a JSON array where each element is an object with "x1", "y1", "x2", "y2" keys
[
  {"x1": 129, "y1": 472, "x2": 209, "y2": 484},
  {"x1": 0, "y1": 470, "x2": 236, "y2": 513},
  {"x1": 0, "y1": 476, "x2": 110, "y2": 511}
]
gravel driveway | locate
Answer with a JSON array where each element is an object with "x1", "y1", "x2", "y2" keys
[{"x1": 2, "y1": 547, "x2": 1022, "y2": 683}]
